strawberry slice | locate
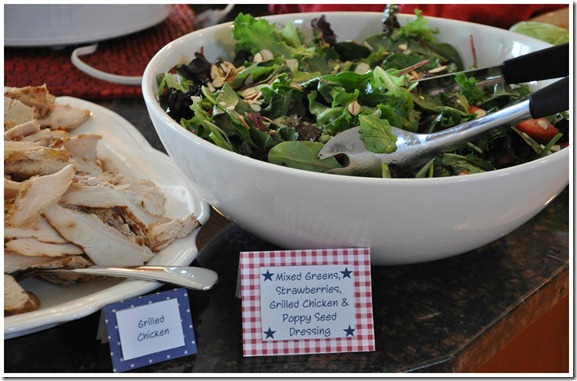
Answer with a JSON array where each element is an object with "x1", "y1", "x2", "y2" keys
[{"x1": 515, "y1": 118, "x2": 560, "y2": 143}]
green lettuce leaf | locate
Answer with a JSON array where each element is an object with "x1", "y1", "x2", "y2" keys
[
  {"x1": 358, "y1": 113, "x2": 397, "y2": 154},
  {"x1": 510, "y1": 21, "x2": 569, "y2": 45},
  {"x1": 232, "y1": 13, "x2": 313, "y2": 59},
  {"x1": 396, "y1": 9, "x2": 439, "y2": 42}
]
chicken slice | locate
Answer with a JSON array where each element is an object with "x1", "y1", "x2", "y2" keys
[
  {"x1": 19, "y1": 128, "x2": 55, "y2": 146},
  {"x1": 38, "y1": 104, "x2": 91, "y2": 131},
  {"x1": 5, "y1": 251, "x2": 70, "y2": 274},
  {"x1": 58, "y1": 133, "x2": 101, "y2": 161},
  {"x1": 4, "y1": 178, "x2": 23, "y2": 200},
  {"x1": 44, "y1": 204, "x2": 155, "y2": 266},
  {"x1": 4, "y1": 96, "x2": 35, "y2": 130},
  {"x1": 4, "y1": 140, "x2": 72, "y2": 178},
  {"x1": 7, "y1": 164, "x2": 76, "y2": 227},
  {"x1": 5, "y1": 160, "x2": 72, "y2": 179},
  {"x1": 60, "y1": 182, "x2": 165, "y2": 227},
  {"x1": 5, "y1": 238, "x2": 84, "y2": 257},
  {"x1": 47, "y1": 129, "x2": 71, "y2": 141},
  {"x1": 56, "y1": 133, "x2": 103, "y2": 175},
  {"x1": 149, "y1": 213, "x2": 202, "y2": 252},
  {"x1": 4, "y1": 251, "x2": 92, "y2": 274},
  {"x1": 4, "y1": 120, "x2": 41, "y2": 141},
  {"x1": 4, "y1": 274, "x2": 41, "y2": 316},
  {"x1": 4, "y1": 140, "x2": 45, "y2": 159},
  {"x1": 112, "y1": 175, "x2": 167, "y2": 217},
  {"x1": 4, "y1": 84, "x2": 56, "y2": 119},
  {"x1": 73, "y1": 173, "x2": 115, "y2": 186},
  {"x1": 4, "y1": 216, "x2": 67, "y2": 243},
  {"x1": 4, "y1": 140, "x2": 70, "y2": 162}
]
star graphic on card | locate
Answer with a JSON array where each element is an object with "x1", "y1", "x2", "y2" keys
[
  {"x1": 262, "y1": 269, "x2": 274, "y2": 281},
  {"x1": 341, "y1": 267, "x2": 353, "y2": 279},
  {"x1": 264, "y1": 327, "x2": 276, "y2": 339},
  {"x1": 344, "y1": 325, "x2": 355, "y2": 337}
]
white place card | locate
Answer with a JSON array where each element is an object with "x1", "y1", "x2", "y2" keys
[
  {"x1": 259, "y1": 264, "x2": 356, "y2": 341},
  {"x1": 101, "y1": 288, "x2": 197, "y2": 372},
  {"x1": 240, "y1": 248, "x2": 375, "y2": 357}
]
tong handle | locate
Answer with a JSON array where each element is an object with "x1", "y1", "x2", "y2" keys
[
  {"x1": 529, "y1": 76, "x2": 569, "y2": 118},
  {"x1": 502, "y1": 43, "x2": 568, "y2": 83}
]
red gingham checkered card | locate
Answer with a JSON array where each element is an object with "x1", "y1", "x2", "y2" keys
[{"x1": 239, "y1": 248, "x2": 375, "y2": 357}]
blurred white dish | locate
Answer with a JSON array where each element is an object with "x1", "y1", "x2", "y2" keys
[
  {"x1": 142, "y1": 12, "x2": 569, "y2": 266},
  {"x1": 4, "y1": 97, "x2": 210, "y2": 339},
  {"x1": 4, "y1": 4, "x2": 171, "y2": 47}
]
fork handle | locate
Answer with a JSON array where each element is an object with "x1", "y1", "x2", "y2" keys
[
  {"x1": 427, "y1": 77, "x2": 568, "y2": 149},
  {"x1": 42, "y1": 265, "x2": 218, "y2": 291},
  {"x1": 502, "y1": 43, "x2": 568, "y2": 84}
]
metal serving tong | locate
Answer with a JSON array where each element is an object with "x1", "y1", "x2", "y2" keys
[
  {"x1": 318, "y1": 45, "x2": 569, "y2": 176},
  {"x1": 416, "y1": 43, "x2": 568, "y2": 96},
  {"x1": 17, "y1": 265, "x2": 218, "y2": 291}
]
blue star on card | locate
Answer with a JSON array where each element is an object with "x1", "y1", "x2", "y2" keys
[
  {"x1": 262, "y1": 270, "x2": 274, "y2": 281},
  {"x1": 344, "y1": 325, "x2": 355, "y2": 337},
  {"x1": 264, "y1": 327, "x2": 276, "y2": 339},
  {"x1": 341, "y1": 267, "x2": 353, "y2": 279}
]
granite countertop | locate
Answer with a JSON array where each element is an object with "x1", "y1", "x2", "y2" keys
[{"x1": 3, "y1": 97, "x2": 569, "y2": 374}]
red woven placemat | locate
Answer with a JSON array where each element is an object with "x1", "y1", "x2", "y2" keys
[{"x1": 4, "y1": 5, "x2": 196, "y2": 99}]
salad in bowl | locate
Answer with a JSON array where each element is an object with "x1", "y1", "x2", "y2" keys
[{"x1": 155, "y1": 8, "x2": 568, "y2": 179}]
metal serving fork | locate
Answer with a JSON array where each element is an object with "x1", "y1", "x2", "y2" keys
[{"x1": 318, "y1": 76, "x2": 568, "y2": 176}]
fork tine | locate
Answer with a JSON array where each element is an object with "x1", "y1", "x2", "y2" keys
[{"x1": 319, "y1": 127, "x2": 387, "y2": 176}]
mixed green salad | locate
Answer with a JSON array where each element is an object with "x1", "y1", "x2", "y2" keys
[{"x1": 157, "y1": 8, "x2": 569, "y2": 178}]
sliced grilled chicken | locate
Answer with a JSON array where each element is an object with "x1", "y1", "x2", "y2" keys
[
  {"x1": 5, "y1": 141, "x2": 71, "y2": 178},
  {"x1": 4, "y1": 84, "x2": 55, "y2": 119},
  {"x1": 7, "y1": 164, "x2": 76, "y2": 227},
  {"x1": 44, "y1": 204, "x2": 155, "y2": 266},
  {"x1": 56, "y1": 134, "x2": 103, "y2": 175},
  {"x1": 5, "y1": 251, "x2": 73, "y2": 274},
  {"x1": 4, "y1": 85, "x2": 202, "y2": 316},
  {"x1": 5, "y1": 140, "x2": 71, "y2": 162},
  {"x1": 4, "y1": 120, "x2": 41, "y2": 141},
  {"x1": 5, "y1": 160, "x2": 72, "y2": 179},
  {"x1": 111, "y1": 176, "x2": 167, "y2": 217},
  {"x1": 5, "y1": 238, "x2": 84, "y2": 257},
  {"x1": 4, "y1": 274, "x2": 41, "y2": 316},
  {"x1": 148, "y1": 213, "x2": 202, "y2": 251},
  {"x1": 4, "y1": 96, "x2": 36, "y2": 130},
  {"x1": 4, "y1": 251, "x2": 92, "y2": 274},
  {"x1": 19, "y1": 128, "x2": 54, "y2": 146},
  {"x1": 4, "y1": 217, "x2": 68, "y2": 244},
  {"x1": 60, "y1": 182, "x2": 163, "y2": 227},
  {"x1": 38, "y1": 104, "x2": 92, "y2": 131},
  {"x1": 4, "y1": 178, "x2": 23, "y2": 200}
]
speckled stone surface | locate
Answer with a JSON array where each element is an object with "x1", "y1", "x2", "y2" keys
[{"x1": 3, "y1": 98, "x2": 569, "y2": 374}]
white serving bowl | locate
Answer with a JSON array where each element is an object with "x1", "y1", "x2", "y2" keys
[{"x1": 142, "y1": 12, "x2": 569, "y2": 265}]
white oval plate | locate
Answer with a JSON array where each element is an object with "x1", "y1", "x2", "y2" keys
[
  {"x1": 4, "y1": 97, "x2": 210, "y2": 339},
  {"x1": 4, "y1": 4, "x2": 171, "y2": 47}
]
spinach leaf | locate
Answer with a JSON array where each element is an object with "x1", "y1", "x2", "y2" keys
[
  {"x1": 268, "y1": 141, "x2": 343, "y2": 172},
  {"x1": 333, "y1": 41, "x2": 372, "y2": 60},
  {"x1": 260, "y1": 73, "x2": 308, "y2": 119},
  {"x1": 358, "y1": 113, "x2": 397, "y2": 154}
]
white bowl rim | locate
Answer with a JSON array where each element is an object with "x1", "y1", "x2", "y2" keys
[{"x1": 142, "y1": 11, "x2": 569, "y2": 187}]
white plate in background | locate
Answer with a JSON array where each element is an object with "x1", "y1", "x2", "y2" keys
[{"x1": 4, "y1": 4, "x2": 172, "y2": 47}]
